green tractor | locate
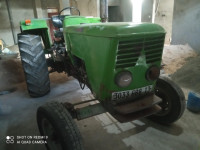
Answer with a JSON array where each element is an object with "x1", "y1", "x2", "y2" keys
[{"x1": 18, "y1": 6, "x2": 185, "y2": 150}]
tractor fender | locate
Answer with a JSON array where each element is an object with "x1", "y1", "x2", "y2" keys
[{"x1": 20, "y1": 19, "x2": 52, "y2": 50}]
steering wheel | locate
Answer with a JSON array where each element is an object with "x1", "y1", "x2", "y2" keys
[
  {"x1": 51, "y1": 7, "x2": 80, "y2": 29},
  {"x1": 59, "y1": 7, "x2": 80, "y2": 16}
]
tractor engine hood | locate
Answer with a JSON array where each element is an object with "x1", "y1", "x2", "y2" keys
[
  {"x1": 64, "y1": 22, "x2": 165, "y2": 37},
  {"x1": 64, "y1": 21, "x2": 166, "y2": 101}
]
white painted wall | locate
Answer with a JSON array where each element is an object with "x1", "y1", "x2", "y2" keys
[
  {"x1": 41, "y1": 0, "x2": 60, "y2": 17},
  {"x1": 154, "y1": 0, "x2": 174, "y2": 44},
  {"x1": 172, "y1": 0, "x2": 200, "y2": 52},
  {"x1": 142, "y1": 0, "x2": 153, "y2": 23},
  {"x1": 70, "y1": 0, "x2": 99, "y2": 17},
  {"x1": 0, "y1": 0, "x2": 13, "y2": 46},
  {"x1": 0, "y1": 0, "x2": 35, "y2": 45},
  {"x1": 108, "y1": 0, "x2": 120, "y2": 6},
  {"x1": 120, "y1": 0, "x2": 132, "y2": 22},
  {"x1": 34, "y1": 0, "x2": 43, "y2": 18},
  {"x1": 59, "y1": 0, "x2": 70, "y2": 9}
]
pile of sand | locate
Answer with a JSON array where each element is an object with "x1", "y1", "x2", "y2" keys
[
  {"x1": 172, "y1": 55, "x2": 200, "y2": 93},
  {"x1": 162, "y1": 44, "x2": 198, "y2": 74}
]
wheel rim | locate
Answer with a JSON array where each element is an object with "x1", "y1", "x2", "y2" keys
[
  {"x1": 42, "y1": 118, "x2": 63, "y2": 150},
  {"x1": 155, "y1": 88, "x2": 172, "y2": 116}
]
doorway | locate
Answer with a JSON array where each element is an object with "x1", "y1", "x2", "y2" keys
[
  {"x1": 108, "y1": 6, "x2": 122, "y2": 22},
  {"x1": 47, "y1": 8, "x2": 59, "y2": 41}
]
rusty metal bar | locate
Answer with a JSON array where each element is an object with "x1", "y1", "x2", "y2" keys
[{"x1": 114, "y1": 94, "x2": 162, "y2": 114}]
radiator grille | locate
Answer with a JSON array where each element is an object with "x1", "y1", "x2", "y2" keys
[
  {"x1": 144, "y1": 35, "x2": 165, "y2": 64},
  {"x1": 116, "y1": 34, "x2": 165, "y2": 69},
  {"x1": 116, "y1": 37, "x2": 143, "y2": 68}
]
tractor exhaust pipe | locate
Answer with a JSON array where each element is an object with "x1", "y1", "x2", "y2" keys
[{"x1": 100, "y1": 0, "x2": 108, "y2": 22}]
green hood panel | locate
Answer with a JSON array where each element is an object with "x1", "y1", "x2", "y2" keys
[
  {"x1": 63, "y1": 16, "x2": 101, "y2": 26},
  {"x1": 65, "y1": 22, "x2": 165, "y2": 37}
]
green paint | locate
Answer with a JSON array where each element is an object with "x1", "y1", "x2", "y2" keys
[
  {"x1": 20, "y1": 19, "x2": 49, "y2": 30},
  {"x1": 65, "y1": 22, "x2": 165, "y2": 37},
  {"x1": 19, "y1": 16, "x2": 166, "y2": 102},
  {"x1": 63, "y1": 16, "x2": 101, "y2": 26},
  {"x1": 20, "y1": 19, "x2": 52, "y2": 50},
  {"x1": 64, "y1": 20, "x2": 166, "y2": 101}
]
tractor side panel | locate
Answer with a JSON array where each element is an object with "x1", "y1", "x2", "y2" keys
[{"x1": 66, "y1": 34, "x2": 113, "y2": 99}]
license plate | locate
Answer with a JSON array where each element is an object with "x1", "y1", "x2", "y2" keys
[{"x1": 112, "y1": 85, "x2": 153, "y2": 101}]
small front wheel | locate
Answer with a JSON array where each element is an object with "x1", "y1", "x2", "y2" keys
[
  {"x1": 148, "y1": 76, "x2": 186, "y2": 124},
  {"x1": 37, "y1": 102, "x2": 84, "y2": 150}
]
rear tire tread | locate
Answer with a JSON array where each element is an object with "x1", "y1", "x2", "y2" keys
[{"x1": 18, "y1": 34, "x2": 50, "y2": 97}]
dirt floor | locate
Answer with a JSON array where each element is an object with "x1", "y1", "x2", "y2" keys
[
  {"x1": 171, "y1": 55, "x2": 200, "y2": 93},
  {"x1": 0, "y1": 59, "x2": 24, "y2": 90},
  {"x1": 0, "y1": 44, "x2": 199, "y2": 150}
]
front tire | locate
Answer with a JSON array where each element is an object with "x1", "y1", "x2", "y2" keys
[
  {"x1": 18, "y1": 34, "x2": 50, "y2": 97},
  {"x1": 149, "y1": 76, "x2": 186, "y2": 124},
  {"x1": 37, "y1": 102, "x2": 84, "y2": 150}
]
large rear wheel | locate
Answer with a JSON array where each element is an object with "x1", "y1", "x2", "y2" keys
[
  {"x1": 148, "y1": 76, "x2": 186, "y2": 124},
  {"x1": 37, "y1": 102, "x2": 84, "y2": 150},
  {"x1": 18, "y1": 34, "x2": 50, "y2": 97}
]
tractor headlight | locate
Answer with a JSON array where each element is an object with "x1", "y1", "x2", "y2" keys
[
  {"x1": 146, "y1": 66, "x2": 160, "y2": 81},
  {"x1": 115, "y1": 71, "x2": 132, "y2": 87}
]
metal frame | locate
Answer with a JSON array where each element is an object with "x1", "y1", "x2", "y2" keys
[{"x1": 62, "y1": 94, "x2": 162, "y2": 123}]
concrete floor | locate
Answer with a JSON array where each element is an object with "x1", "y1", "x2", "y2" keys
[{"x1": 0, "y1": 62, "x2": 200, "y2": 150}]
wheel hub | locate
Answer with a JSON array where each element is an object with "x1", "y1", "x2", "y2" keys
[{"x1": 155, "y1": 88, "x2": 172, "y2": 116}]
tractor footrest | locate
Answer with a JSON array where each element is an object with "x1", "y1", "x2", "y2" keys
[
  {"x1": 76, "y1": 103, "x2": 106, "y2": 120},
  {"x1": 112, "y1": 105, "x2": 161, "y2": 123},
  {"x1": 114, "y1": 94, "x2": 162, "y2": 114}
]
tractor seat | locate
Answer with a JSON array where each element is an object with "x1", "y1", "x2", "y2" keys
[{"x1": 52, "y1": 15, "x2": 67, "y2": 28}]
